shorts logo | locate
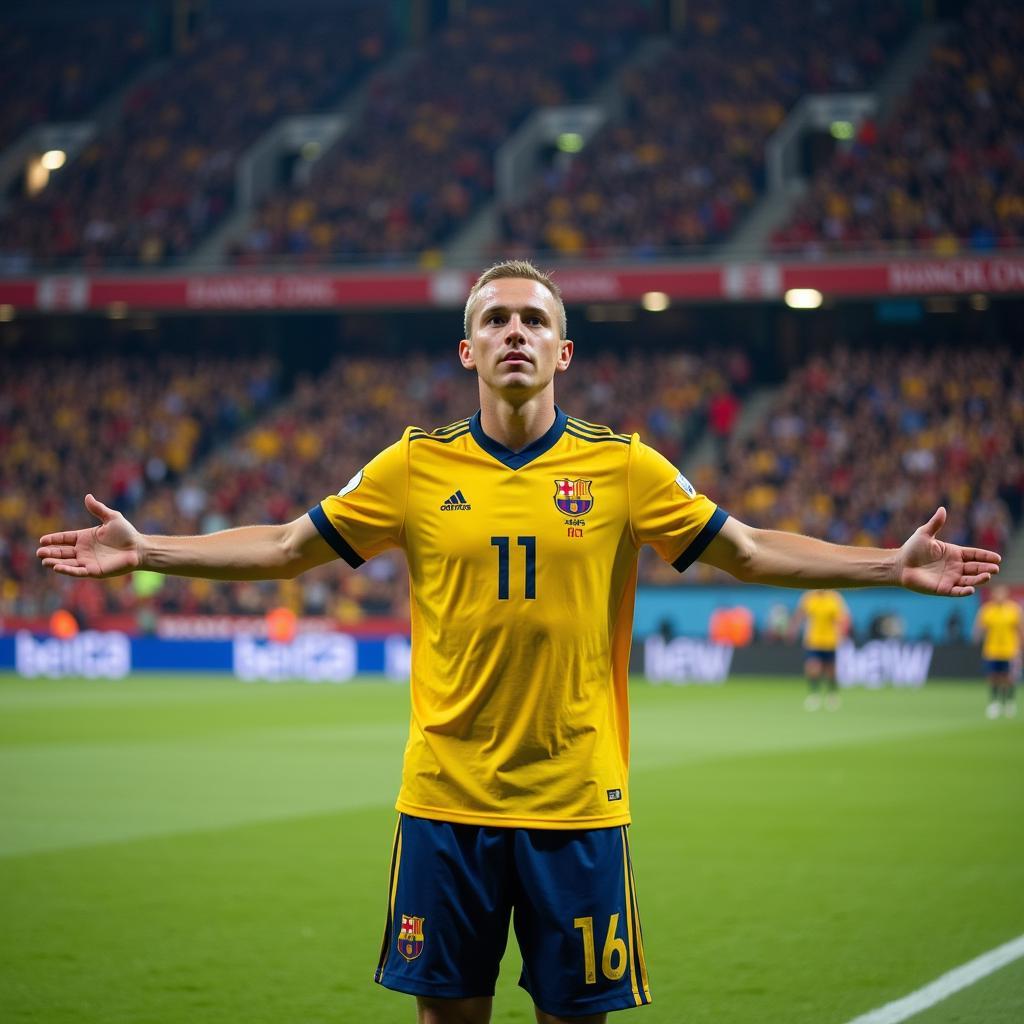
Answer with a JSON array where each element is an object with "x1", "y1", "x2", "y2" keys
[
  {"x1": 554, "y1": 478, "x2": 594, "y2": 517},
  {"x1": 398, "y1": 914, "x2": 425, "y2": 961}
]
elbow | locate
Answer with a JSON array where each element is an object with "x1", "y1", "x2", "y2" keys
[
  {"x1": 726, "y1": 531, "x2": 760, "y2": 583},
  {"x1": 278, "y1": 525, "x2": 309, "y2": 579}
]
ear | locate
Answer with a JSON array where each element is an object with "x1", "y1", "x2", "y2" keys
[
  {"x1": 555, "y1": 338, "x2": 574, "y2": 373},
  {"x1": 458, "y1": 338, "x2": 475, "y2": 370}
]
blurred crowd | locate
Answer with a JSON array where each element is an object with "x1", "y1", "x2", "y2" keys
[
  {"x1": 498, "y1": 0, "x2": 907, "y2": 259},
  {"x1": 3, "y1": 0, "x2": 1023, "y2": 266},
  {"x1": 0, "y1": 2, "x2": 392, "y2": 270},
  {"x1": 662, "y1": 347, "x2": 1023, "y2": 588},
  {"x1": 9, "y1": 339, "x2": 1019, "y2": 626},
  {"x1": 228, "y1": 0, "x2": 649, "y2": 265},
  {"x1": 1, "y1": 344, "x2": 750, "y2": 624},
  {"x1": 0, "y1": 11, "x2": 152, "y2": 151},
  {"x1": 0, "y1": 355, "x2": 281, "y2": 623},
  {"x1": 774, "y1": 0, "x2": 1024, "y2": 254}
]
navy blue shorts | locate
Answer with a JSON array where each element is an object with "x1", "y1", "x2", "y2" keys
[
  {"x1": 805, "y1": 649, "x2": 836, "y2": 664},
  {"x1": 985, "y1": 659, "x2": 1011, "y2": 674},
  {"x1": 374, "y1": 814, "x2": 652, "y2": 1016}
]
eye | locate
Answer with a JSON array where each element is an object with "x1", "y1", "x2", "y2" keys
[{"x1": 488, "y1": 314, "x2": 507, "y2": 325}]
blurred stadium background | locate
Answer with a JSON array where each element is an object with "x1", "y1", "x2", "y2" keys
[{"x1": 1, "y1": 1, "x2": 1022, "y2": 1022}]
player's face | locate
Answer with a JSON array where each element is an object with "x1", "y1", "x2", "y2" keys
[{"x1": 460, "y1": 278, "x2": 572, "y2": 398}]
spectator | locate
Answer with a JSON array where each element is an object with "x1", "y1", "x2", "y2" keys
[
  {"x1": 774, "y1": 0, "x2": 1024, "y2": 255},
  {"x1": 0, "y1": 2, "x2": 393, "y2": 269},
  {"x1": 498, "y1": 0, "x2": 908, "y2": 259}
]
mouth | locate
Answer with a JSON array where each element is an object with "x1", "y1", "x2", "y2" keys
[{"x1": 501, "y1": 352, "x2": 532, "y2": 364}]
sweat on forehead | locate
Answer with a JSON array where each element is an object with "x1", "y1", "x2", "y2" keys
[{"x1": 463, "y1": 261, "x2": 567, "y2": 339}]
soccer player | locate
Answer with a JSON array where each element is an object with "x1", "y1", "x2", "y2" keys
[
  {"x1": 972, "y1": 584, "x2": 1023, "y2": 719},
  {"x1": 790, "y1": 589, "x2": 850, "y2": 711},
  {"x1": 37, "y1": 260, "x2": 1001, "y2": 1024}
]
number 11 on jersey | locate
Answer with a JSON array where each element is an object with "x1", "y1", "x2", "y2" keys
[{"x1": 491, "y1": 536, "x2": 536, "y2": 600}]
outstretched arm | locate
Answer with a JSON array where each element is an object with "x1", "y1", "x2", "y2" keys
[
  {"x1": 701, "y1": 507, "x2": 1000, "y2": 597},
  {"x1": 37, "y1": 494, "x2": 336, "y2": 581}
]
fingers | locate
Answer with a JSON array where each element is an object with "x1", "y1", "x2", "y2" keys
[
  {"x1": 921, "y1": 506, "x2": 947, "y2": 538},
  {"x1": 960, "y1": 547, "x2": 1002, "y2": 566},
  {"x1": 84, "y1": 493, "x2": 117, "y2": 523},
  {"x1": 51, "y1": 563, "x2": 90, "y2": 577},
  {"x1": 962, "y1": 561, "x2": 1000, "y2": 577},
  {"x1": 38, "y1": 531, "x2": 80, "y2": 546},
  {"x1": 959, "y1": 572, "x2": 993, "y2": 588},
  {"x1": 38, "y1": 555, "x2": 89, "y2": 576},
  {"x1": 37, "y1": 545, "x2": 79, "y2": 560}
]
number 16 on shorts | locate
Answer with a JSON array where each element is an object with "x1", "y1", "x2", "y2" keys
[{"x1": 574, "y1": 913, "x2": 628, "y2": 984}]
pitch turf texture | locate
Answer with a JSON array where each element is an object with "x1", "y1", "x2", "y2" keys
[{"x1": 1, "y1": 674, "x2": 1021, "y2": 1024}]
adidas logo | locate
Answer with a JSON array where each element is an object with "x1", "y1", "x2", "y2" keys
[{"x1": 440, "y1": 489, "x2": 472, "y2": 511}]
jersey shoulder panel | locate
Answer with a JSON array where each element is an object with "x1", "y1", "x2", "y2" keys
[
  {"x1": 310, "y1": 429, "x2": 414, "y2": 565},
  {"x1": 626, "y1": 434, "x2": 725, "y2": 571},
  {"x1": 564, "y1": 415, "x2": 631, "y2": 445},
  {"x1": 410, "y1": 417, "x2": 473, "y2": 444}
]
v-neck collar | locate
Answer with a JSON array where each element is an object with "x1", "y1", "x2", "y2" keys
[{"x1": 469, "y1": 407, "x2": 568, "y2": 470}]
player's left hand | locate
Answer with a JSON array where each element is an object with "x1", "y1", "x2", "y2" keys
[{"x1": 896, "y1": 507, "x2": 1001, "y2": 596}]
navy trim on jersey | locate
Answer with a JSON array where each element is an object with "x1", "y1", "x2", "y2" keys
[
  {"x1": 431, "y1": 419, "x2": 471, "y2": 436},
  {"x1": 308, "y1": 504, "x2": 365, "y2": 568},
  {"x1": 565, "y1": 427, "x2": 631, "y2": 445},
  {"x1": 566, "y1": 417, "x2": 629, "y2": 442},
  {"x1": 568, "y1": 415, "x2": 614, "y2": 431},
  {"x1": 469, "y1": 407, "x2": 568, "y2": 470},
  {"x1": 410, "y1": 428, "x2": 471, "y2": 444},
  {"x1": 672, "y1": 506, "x2": 729, "y2": 572}
]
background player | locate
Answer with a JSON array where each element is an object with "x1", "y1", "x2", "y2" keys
[
  {"x1": 36, "y1": 261, "x2": 1001, "y2": 1024},
  {"x1": 972, "y1": 584, "x2": 1023, "y2": 719},
  {"x1": 790, "y1": 589, "x2": 851, "y2": 711}
]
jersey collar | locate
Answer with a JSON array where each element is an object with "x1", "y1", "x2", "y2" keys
[{"x1": 469, "y1": 406, "x2": 568, "y2": 470}]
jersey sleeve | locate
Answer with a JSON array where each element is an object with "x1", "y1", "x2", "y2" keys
[
  {"x1": 307, "y1": 431, "x2": 410, "y2": 568},
  {"x1": 628, "y1": 436, "x2": 727, "y2": 572}
]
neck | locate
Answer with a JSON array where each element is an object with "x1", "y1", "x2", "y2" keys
[{"x1": 477, "y1": 387, "x2": 557, "y2": 451}]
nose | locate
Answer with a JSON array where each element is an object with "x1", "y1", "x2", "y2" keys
[{"x1": 504, "y1": 314, "x2": 526, "y2": 342}]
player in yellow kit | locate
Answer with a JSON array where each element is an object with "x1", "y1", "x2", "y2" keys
[
  {"x1": 973, "y1": 584, "x2": 1023, "y2": 719},
  {"x1": 790, "y1": 590, "x2": 850, "y2": 711},
  {"x1": 37, "y1": 260, "x2": 1002, "y2": 1024}
]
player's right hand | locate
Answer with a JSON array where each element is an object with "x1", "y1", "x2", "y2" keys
[{"x1": 37, "y1": 494, "x2": 142, "y2": 578}]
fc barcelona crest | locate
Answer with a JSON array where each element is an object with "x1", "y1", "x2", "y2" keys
[
  {"x1": 398, "y1": 914, "x2": 425, "y2": 961},
  {"x1": 554, "y1": 478, "x2": 594, "y2": 516}
]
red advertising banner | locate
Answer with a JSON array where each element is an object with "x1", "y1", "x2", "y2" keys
[{"x1": 2, "y1": 256, "x2": 1023, "y2": 313}]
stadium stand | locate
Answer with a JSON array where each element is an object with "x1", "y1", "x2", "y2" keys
[
  {"x1": 1, "y1": 343, "x2": 750, "y2": 623},
  {"x1": 0, "y1": 354, "x2": 281, "y2": 621},
  {"x1": 657, "y1": 345, "x2": 1024, "y2": 588},
  {"x1": 119, "y1": 347, "x2": 748, "y2": 621},
  {"x1": 0, "y1": 2, "x2": 393, "y2": 270},
  {"x1": 496, "y1": 0, "x2": 909, "y2": 259},
  {"x1": 229, "y1": 0, "x2": 651, "y2": 265},
  {"x1": 8, "y1": 335, "x2": 1019, "y2": 624},
  {"x1": 773, "y1": 0, "x2": 1024, "y2": 254},
  {"x1": 0, "y1": 9, "x2": 153, "y2": 151}
]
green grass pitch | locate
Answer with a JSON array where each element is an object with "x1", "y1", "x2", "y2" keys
[{"x1": 1, "y1": 673, "x2": 1021, "y2": 1024}]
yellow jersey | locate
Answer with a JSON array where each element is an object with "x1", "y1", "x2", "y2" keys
[
  {"x1": 798, "y1": 590, "x2": 848, "y2": 651},
  {"x1": 976, "y1": 600, "x2": 1022, "y2": 661},
  {"x1": 310, "y1": 409, "x2": 724, "y2": 829}
]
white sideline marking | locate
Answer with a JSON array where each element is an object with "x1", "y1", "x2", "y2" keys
[{"x1": 843, "y1": 933, "x2": 1024, "y2": 1024}]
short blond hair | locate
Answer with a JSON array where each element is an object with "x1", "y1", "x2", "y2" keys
[{"x1": 463, "y1": 259, "x2": 567, "y2": 339}]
